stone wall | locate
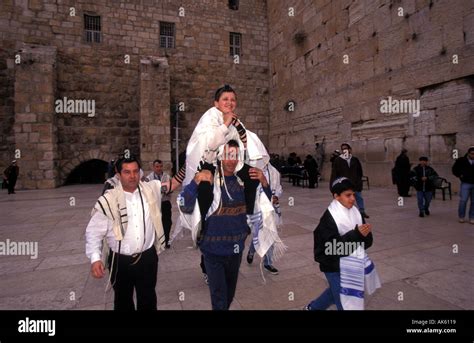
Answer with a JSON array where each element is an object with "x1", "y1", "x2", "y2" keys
[
  {"x1": 14, "y1": 44, "x2": 59, "y2": 189},
  {"x1": 267, "y1": 0, "x2": 474, "y2": 189},
  {"x1": 0, "y1": 0, "x2": 269, "y2": 188}
]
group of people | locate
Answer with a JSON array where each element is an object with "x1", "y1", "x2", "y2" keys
[
  {"x1": 83, "y1": 83, "x2": 473, "y2": 312},
  {"x1": 392, "y1": 147, "x2": 474, "y2": 222},
  {"x1": 85, "y1": 85, "x2": 285, "y2": 310}
]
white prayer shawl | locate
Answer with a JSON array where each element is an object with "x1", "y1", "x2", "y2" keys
[
  {"x1": 327, "y1": 199, "x2": 381, "y2": 310},
  {"x1": 247, "y1": 186, "x2": 287, "y2": 262},
  {"x1": 177, "y1": 140, "x2": 285, "y2": 262},
  {"x1": 183, "y1": 106, "x2": 270, "y2": 186},
  {"x1": 91, "y1": 180, "x2": 166, "y2": 256},
  {"x1": 264, "y1": 163, "x2": 283, "y2": 228}
]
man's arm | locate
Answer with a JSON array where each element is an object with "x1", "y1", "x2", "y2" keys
[
  {"x1": 85, "y1": 211, "x2": 112, "y2": 278},
  {"x1": 178, "y1": 170, "x2": 213, "y2": 213}
]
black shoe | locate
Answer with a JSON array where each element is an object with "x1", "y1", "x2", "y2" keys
[
  {"x1": 165, "y1": 243, "x2": 171, "y2": 249},
  {"x1": 419, "y1": 211, "x2": 424, "y2": 217},
  {"x1": 425, "y1": 209, "x2": 430, "y2": 216},
  {"x1": 247, "y1": 251, "x2": 254, "y2": 264},
  {"x1": 264, "y1": 265, "x2": 279, "y2": 275}
]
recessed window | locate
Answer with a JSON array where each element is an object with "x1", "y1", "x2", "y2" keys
[
  {"x1": 84, "y1": 14, "x2": 101, "y2": 43},
  {"x1": 229, "y1": 0, "x2": 239, "y2": 10},
  {"x1": 160, "y1": 22, "x2": 175, "y2": 48},
  {"x1": 229, "y1": 32, "x2": 241, "y2": 56}
]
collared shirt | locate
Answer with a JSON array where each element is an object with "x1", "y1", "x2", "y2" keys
[
  {"x1": 146, "y1": 171, "x2": 171, "y2": 202},
  {"x1": 85, "y1": 188, "x2": 155, "y2": 264}
]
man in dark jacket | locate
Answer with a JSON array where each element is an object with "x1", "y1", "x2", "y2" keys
[
  {"x1": 304, "y1": 154, "x2": 319, "y2": 188},
  {"x1": 330, "y1": 143, "x2": 369, "y2": 218},
  {"x1": 393, "y1": 149, "x2": 411, "y2": 197},
  {"x1": 410, "y1": 157, "x2": 438, "y2": 218},
  {"x1": 452, "y1": 146, "x2": 474, "y2": 224},
  {"x1": 3, "y1": 160, "x2": 19, "y2": 194}
]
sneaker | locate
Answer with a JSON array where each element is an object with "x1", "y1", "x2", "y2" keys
[
  {"x1": 203, "y1": 273, "x2": 209, "y2": 285},
  {"x1": 247, "y1": 251, "x2": 254, "y2": 264},
  {"x1": 264, "y1": 265, "x2": 279, "y2": 275},
  {"x1": 459, "y1": 218, "x2": 465, "y2": 223},
  {"x1": 419, "y1": 211, "x2": 424, "y2": 218},
  {"x1": 425, "y1": 209, "x2": 430, "y2": 216}
]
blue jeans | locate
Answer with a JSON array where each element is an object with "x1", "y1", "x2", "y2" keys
[
  {"x1": 203, "y1": 252, "x2": 242, "y2": 310},
  {"x1": 416, "y1": 191, "x2": 433, "y2": 212},
  {"x1": 355, "y1": 191, "x2": 365, "y2": 212},
  {"x1": 458, "y1": 182, "x2": 474, "y2": 219},
  {"x1": 249, "y1": 242, "x2": 273, "y2": 266},
  {"x1": 307, "y1": 272, "x2": 343, "y2": 310}
]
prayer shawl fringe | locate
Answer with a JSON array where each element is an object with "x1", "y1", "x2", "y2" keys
[
  {"x1": 327, "y1": 199, "x2": 381, "y2": 310},
  {"x1": 91, "y1": 181, "x2": 166, "y2": 255}
]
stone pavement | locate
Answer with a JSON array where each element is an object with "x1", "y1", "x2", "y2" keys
[{"x1": 0, "y1": 181, "x2": 473, "y2": 310}]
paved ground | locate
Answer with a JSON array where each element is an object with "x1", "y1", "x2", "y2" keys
[{"x1": 0, "y1": 180, "x2": 473, "y2": 310}]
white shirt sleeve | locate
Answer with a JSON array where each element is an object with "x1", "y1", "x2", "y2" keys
[{"x1": 85, "y1": 211, "x2": 112, "y2": 264}]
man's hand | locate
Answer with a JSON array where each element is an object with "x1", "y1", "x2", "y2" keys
[
  {"x1": 357, "y1": 223, "x2": 372, "y2": 237},
  {"x1": 223, "y1": 111, "x2": 238, "y2": 127},
  {"x1": 91, "y1": 261, "x2": 105, "y2": 279},
  {"x1": 249, "y1": 168, "x2": 268, "y2": 188},
  {"x1": 194, "y1": 170, "x2": 213, "y2": 185}
]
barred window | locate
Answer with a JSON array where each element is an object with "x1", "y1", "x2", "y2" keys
[
  {"x1": 229, "y1": 0, "x2": 239, "y2": 10},
  {"x1": 84, "y1": 14, "x2": 101, "y2": 43},
  {"x1": 160, "y1": 22, "x2": 175, "y2": 48},
  {"x1": 230, "y1": 32, "x2": 241, "y2": 56}
]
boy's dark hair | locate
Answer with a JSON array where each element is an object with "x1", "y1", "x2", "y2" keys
[
  {"x1": 341, "y1": 143, "x2": 352, "y2": 150},
  {"x1": 116, "y1": 156, "x2": 141, "y2": 173},
  {"x1": 331, "y1": 177, "x2": 355, "y2": 195},
  {"x1": 419, "y1": 156, "x2": 429, "y2": 161},
  {"x1": 214, "y1": 84, "x2": 236, "y2": 101},
  {"x1": 153, "y1": 159, "x2": 162, "y2": 165},
  {"x1": 227, "y1": 139, "x2": 239, "y2": 148}
]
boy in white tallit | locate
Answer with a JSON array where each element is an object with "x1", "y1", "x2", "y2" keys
[
  {"x1": 306, "y1": 177, "x2": 381, "y2": 310},
  {"x1": 85, "y1": 156, "x2": 166, "y2": 310}
]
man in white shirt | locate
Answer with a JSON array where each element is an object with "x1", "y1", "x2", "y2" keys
[{"x1": 85, "y1": 156, "x2": 165, "y2": 310}]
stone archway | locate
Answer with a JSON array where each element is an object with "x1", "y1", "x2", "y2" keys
[{"x1": 59, "y1": 150, "x2": 110, "y2": 186}]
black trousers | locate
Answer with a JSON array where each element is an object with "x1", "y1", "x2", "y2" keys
[
  {"x1": 161, "y1": 201, "x2": 172, "y2": 244},
  {"x1": 203, "y1": 251, "x2": 243, "y2": 310},
  {"x1": 108, "y1": 245, "x2": 158, "y2": 311},
  {"x1": 6, "y1": 178, "x2": 17, "y2": 194}
]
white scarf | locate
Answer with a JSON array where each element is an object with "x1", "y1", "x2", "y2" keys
[{"x1": 327, "y1": 199, "x2": 381, "y2": 310}]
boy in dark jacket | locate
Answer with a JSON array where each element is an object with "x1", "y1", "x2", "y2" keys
[
  {"x1": 410, "y1": 156, "x2": 438, "y2": 217},
  {"x1": 305, "y1": 177, "x2": 378, "y2": 310},
  {"x1": 452, "y1": 146, "x2": 474, "y2": 224}
]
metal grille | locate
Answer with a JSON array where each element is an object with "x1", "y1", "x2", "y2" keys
[
  {"x1": 160, "y1": 22, "x2": 175, "y2": 48},
  {"x1": 84, "y1": 14, "x2": 101, "y2": 43},
  {"x1": 230, "y1": 32, "x2": 241, "y2": 56}
]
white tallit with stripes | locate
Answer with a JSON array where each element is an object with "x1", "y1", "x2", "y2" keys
[
  {"x1": 327, "y1": 199, "x2": 381, "y2": 310},
  {"x1": 91, "y1": 180, "x2": 166, "y2": 255}
]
